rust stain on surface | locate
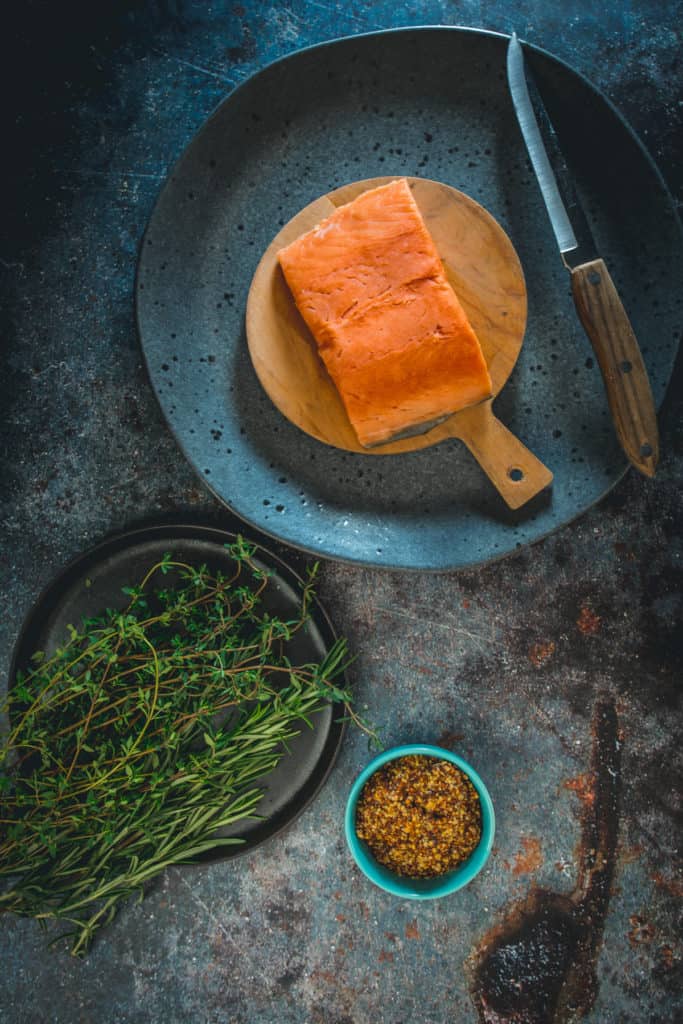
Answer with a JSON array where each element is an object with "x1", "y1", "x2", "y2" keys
[
  {"x1": 405, "y1": 919, "x2": 420, "y2": 940},
  {"x1": 378, "y1": 950, "x2": 395, "y2": 963},
  {"x1": 311, "y1": 969, "x2": 337, "y2": 985},
  {"x1": 468, "y1": 697, "x2": 620, "y2": 1024},
  {"x1": 576, "y1": 604, "x2": 601, "y2": 635},
  {"x1": 614, "y1": 541, "x2": 636, "y2": 561},
  {"x1": 528, "y1": 640, "x2": 556, "y2": 667},
  {"x1": 618, "y1": 844, "x2": 644, "y2": 865},
  {"x1": 657, "y1": 945, "x2": 677, "y2": 971},
  {"x1": 651, "y1": 871, "x2": 683, "y2": 898},
  {"x1": 436, "y1": 730, "x2": 464, "y2": 749},
  {"x1": 512, "y1": 837, "x2": 544, "y2": 877},
  {"x1": 627, "y1": 914, "x2": 656, "y2": 947},
  {"x1": 563, "y1": 773, "x2": 596, "y2": 809}
]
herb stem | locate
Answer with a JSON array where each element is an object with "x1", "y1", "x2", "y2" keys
[{"x1": 0, "y1": 542, "x2": 376, "y2": 955}]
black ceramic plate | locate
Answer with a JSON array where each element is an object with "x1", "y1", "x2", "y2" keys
[
  {"x1": 8, "y1": 523, "x2": 346, "y2": 859},
  {"x1": 136, "y1": 27, "x2": 682, "y2": 570}
]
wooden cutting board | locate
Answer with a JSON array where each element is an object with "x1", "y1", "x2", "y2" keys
[{"x1": 246, "y1": 176, "x2": 553, "y2": 509}]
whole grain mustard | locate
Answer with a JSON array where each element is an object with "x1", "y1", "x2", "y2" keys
[{"x1": 355, "y1": 754, "x2": 482, "y2": 878}]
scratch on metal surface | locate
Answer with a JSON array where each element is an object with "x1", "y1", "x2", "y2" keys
[
  {"x1": 175, "y1": 57, "x2": 237, "y2": 85},
  {"x1": 27, "y1": 362, "x2": 63, "y2": 377},
  {"x1": 269, "y1": 5, "x2": 302, "y2": 43},
  {"x1": 170, "y1": 868, "x2": 233, "y2": 944},
  {"x1": 57, "y1": 168, "x2": 166, "y2": 181},
  {"x1": 372, "y1": 603, "x2": 497, "y2": 652},
  {"x1": 306, "y1": 0, "x2": 366, "y2": 27}
]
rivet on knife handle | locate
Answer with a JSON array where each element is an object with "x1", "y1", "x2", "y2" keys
[{"x1": 570, "y1": 258, "x2": 658, "y2": 476}]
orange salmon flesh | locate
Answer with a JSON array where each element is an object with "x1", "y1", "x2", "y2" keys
[{"x1": 277, "y1": 178, "x2": 493, "y2": 447}]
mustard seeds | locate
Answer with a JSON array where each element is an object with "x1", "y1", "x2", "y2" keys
[{"x1": 355, "y1": 754, "x2": 482, "y2": 878}]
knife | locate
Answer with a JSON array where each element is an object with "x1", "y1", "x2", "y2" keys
[{"x1": 506, "y1": 32, "x2": 659, "y2": 478}]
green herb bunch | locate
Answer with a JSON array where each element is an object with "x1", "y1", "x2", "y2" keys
[{"x1": 0, "y1": 538, "x2": 364, "y2": 955}]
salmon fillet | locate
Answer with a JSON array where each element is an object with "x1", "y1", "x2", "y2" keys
[{"x1": 277, "y1": 178, "x2": 493, "y2": 447}]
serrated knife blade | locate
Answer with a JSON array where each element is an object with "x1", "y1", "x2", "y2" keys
[{"x1": 506, "y1": 32, "x2": 659, "y2": 478}]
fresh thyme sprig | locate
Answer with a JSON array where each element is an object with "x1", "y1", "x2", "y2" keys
[{"x1": 0, "y1": 538, "x2": 374, "y2": 955}]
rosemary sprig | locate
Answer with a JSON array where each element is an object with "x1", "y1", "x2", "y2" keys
[{"x1": 0, "y1": 539, "x2": 374, "y2": 955}]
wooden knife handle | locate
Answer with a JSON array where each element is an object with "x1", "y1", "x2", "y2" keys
[
  {"x1": 455, "y1": 403, "x2": 553, "y2": 510},
  {"x1": 570, "y1": 258, "x2": 659, "y2": 477}
]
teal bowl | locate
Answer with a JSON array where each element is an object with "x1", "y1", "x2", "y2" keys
[{"x1": 344, "y1": 743, "x2": 495, "y2": 899}]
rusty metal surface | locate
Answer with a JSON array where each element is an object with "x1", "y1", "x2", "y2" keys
[{"x1": 1, "y1": 2, "x2": 681, "y2": 1022}]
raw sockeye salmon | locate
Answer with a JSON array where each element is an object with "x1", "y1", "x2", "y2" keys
[{"x1": 277, "y1": 178, "x2": 493, "y2": 447}]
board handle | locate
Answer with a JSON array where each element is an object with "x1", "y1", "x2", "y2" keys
[{"x1": 455, "y1": 403, "x2": 553, "y2": 509}]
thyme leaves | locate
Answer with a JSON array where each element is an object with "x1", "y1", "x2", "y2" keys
[{"x1": 0, "y1": 539, "x2": 362, "y2": 955}]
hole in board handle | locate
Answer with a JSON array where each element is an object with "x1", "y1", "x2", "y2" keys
[{"x1": 508, "y1": 467, "x2": 524, "y2": 482}]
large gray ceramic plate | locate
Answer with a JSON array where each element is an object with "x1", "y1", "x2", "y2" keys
[{"x1": 136, "y1": 27, "x2": 682, "y2": 570}]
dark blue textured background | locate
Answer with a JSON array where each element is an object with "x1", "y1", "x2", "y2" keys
[{"x1": 1, "y1": 2, "x2": 681, "y2": 1022}]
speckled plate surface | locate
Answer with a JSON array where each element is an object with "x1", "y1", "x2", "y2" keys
[
  {"x1": 8, "y1": 523, "x2": 346, "y2": 859},
  {"x1": 135, "y1": 27, "x2": 682, "y2": 570}
]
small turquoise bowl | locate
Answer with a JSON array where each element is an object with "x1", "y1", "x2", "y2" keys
[{"x1": 344, "y1": 743, "x2": 495, "y2": 899}]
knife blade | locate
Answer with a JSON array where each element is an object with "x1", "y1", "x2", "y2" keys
[{"x1": 506, "y1": 32, "x2": 659, "y2": 478}]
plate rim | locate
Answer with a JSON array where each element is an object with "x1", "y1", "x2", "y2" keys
[
  {"x1": 7, "y1": 521, "x2": 348, "y2": 861},
  {"x1": 134, "y1": 24, "x2": 683, "y2": 260},
  {"x1": 134, "y1": 26, "x2": 682, "y2": 572}
]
